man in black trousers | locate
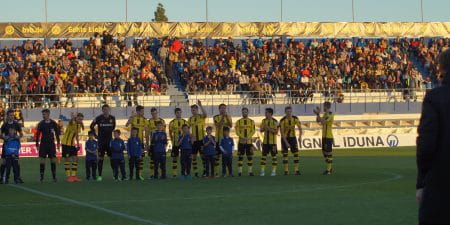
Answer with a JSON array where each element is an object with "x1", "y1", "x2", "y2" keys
[{"x1": 417, "y1": 48, "x2": 450, "y2": 225}]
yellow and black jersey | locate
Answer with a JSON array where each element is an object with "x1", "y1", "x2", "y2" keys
[
  {"x1": 188, "y1": 114, "x2": 206, "y2": 141},
  {"x1": 261, "y1": 118, "x2": 278, "y2": 145},
  {"x1": 279, "y1": 116, "x2": 300, "y2": 138},
  {"x1": 213, "y1": 114, "x2": 232, "y2": 140},
  {"x1": 322, "y1": 112, "x2": 334, "y2": 139},
  {"x1": 235, "y1": 117, "x2": 255, "y2": 144},
  {"x1": 129, "y1": 116, "x2": 149, "y2": 142},
  {"x1": 61, "y1": 120, "x2": 81, "y2": 146},
  {"x1": 169, "y1": 118, "x2": 188, "y2": 146},
  {"x1": 148, "y1": 117, "x2": 166, "y2": 136}
]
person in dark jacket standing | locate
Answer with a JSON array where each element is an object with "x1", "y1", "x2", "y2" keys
[
  {"x1": 110, "y1": 130, "x2": 126, "y2": 181},
  {"x1": 127, "y1": 128, "x2": 143, "y2": 181},
  {"x1": 151, "y1": 122, "x2": 168, "y2": 179},
  {"x1": 416, "y1": 48, "x2": 450, "y2": 225}
]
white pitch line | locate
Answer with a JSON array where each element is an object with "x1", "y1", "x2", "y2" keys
[{"x1": 10, "y1": 184, "x2": 169, "y2": 225}]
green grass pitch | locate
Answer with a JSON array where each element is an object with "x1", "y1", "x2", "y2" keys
[{"x1": 1, "y1": 147, "x2": 417, "y2": 225}]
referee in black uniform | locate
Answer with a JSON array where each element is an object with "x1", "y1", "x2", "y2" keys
[{"x1": 36, "y1": 109, "x2": 60, "y2": 182}]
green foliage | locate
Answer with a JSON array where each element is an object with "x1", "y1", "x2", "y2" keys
[{"x1": 152, "y1": 3, "x2": 168, "y2": 22}]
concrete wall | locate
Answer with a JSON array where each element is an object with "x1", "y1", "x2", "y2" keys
[{"x1": 21, "y1": 102, "x2": 422, "y2": 122}]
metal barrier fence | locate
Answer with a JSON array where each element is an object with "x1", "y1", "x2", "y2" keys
[{"x1": 1, "y1": 88, "x2": 427, "y2": 110}]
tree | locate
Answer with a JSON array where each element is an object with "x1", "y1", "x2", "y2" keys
[{"x1": 152, "y1": 3, "x2": 168, "y2": 22}]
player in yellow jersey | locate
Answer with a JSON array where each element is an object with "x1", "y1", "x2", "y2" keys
[
  {"x1": 314, "y1": 101, "x2": 334, "y2": 175},
  {"x1": 61, "y1": 112, "x2": 84, "y2": 182},
  {"x1": 279, "y1": 106, "x2": 302, "y2": 175},
  {"x1": 125, "y1": 105, "x2": 149, "y2": 180},
  {"x1": 188, "y1": 100, "x2": 207, "y2": 178},
  {"x1": 213, "y1": 104, "x2": 232, "y2": 177},
  {"x1": 235, "y1": 107, "x2": 256, "y2": 176},
  {"x1": 148, "y1": 107, "x2": 166, "y2": 179},
  {"x1": 260, "y1": 108, "x2": 279, "y2": 176},
  {"x1": 169, "y1": 108, "x2": 188, "y2": 178}
]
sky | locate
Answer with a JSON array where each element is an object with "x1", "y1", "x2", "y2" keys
[{"x1": 0, "y1": 0, "x2": 449, "y2": 22}]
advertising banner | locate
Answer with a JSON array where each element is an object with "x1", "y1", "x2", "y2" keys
[
  {"x1": 0, "y1": 22, "x2": 449, "y2": 38},
  {"x1": 298, "y1": 133, "x2": 416, "y2": 150},
  {"x1": 0, "y1": 143, "x2": 85, "y2": 158}
]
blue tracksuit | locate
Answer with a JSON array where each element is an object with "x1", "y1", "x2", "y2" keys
[
  {"x1": 220, "y1": 136, "x2": 234, "y2": 175},
  {"x1": 85, "y1": 139, "x2": 98, "y2": 179},
  {"x1": 110, "y1": 138, "x2": 126, "y2": 179},
  {"x1": 4, "y1": 137, "x2": 20, "y2": 156},
  {"x1": 178, "y1": 134, "x2": 192, "y2": 176},
  {"x1": 127, "y1": 137, "x2": 143, "y2": 157},
  {"x1": 203, "y1": 135, "x2": 216, "y2": 176},
  {"x1": 3, "y1": 136, "x2": 21, "y2": 182},
  {"x1": 127, "y1": 137, "x2": 143, "y2": 179},
  {"x1": 203, "y1": 136, "x2": 216, "y2": 156},
  {"x1": 152, "y1": 131, "x2": 167, "y2": 178},
  {"x1": 85, "y1": 140, "x2": 98, "y2": 161},
  {"x1": 110, "y1": 138, "x2": 125, "y2": 160}
]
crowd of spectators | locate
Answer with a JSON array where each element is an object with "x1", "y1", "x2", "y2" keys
[
  {"x1": 170, "y1": 37, "x2": 439, "y2": 94},
  {"x1": 0, "y1": 31, "x2": 167, "y2": 108},
  {"x1": 411, "y1": 37, "x2": 449, "y2": 86},
  {"x1": 0, "y1": 35, "x2": 447, "y2": 107}
]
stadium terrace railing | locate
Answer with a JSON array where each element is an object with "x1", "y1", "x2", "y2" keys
[{"x1": 1, "y1": 88, "x2": 427, "y2": 110}]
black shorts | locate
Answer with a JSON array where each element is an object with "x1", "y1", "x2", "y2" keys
[
  {"x1": 281, "y1": 137, "x2": 299, "y2": 153},
  {"x1": 39, "y1": 143, "x2": 56, "y2": 158},
  {"x1": 62, "y1": 145, "x2": 78, "y2": 157},
  {"x1": 98, "y1": 141, "x2": 112, "y2": 157},
  {"x1": 192, "y1": 141, "x2": 203, "y2": 155},
  {"x1": 171, "y1": 146, "x2": 180, "y2": 157},
  {"x1": 238, "y1": 144, "x2": 253, "y2": 156},
  {"x1": 322, "y1": 138, "x2": 333, "y2": 153},
  {"x1": 262, "y1": 144, "x2": 277, "y2": 157}
]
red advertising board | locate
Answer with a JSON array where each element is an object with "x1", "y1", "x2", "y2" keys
[{"x1": 0, "y1": 142, "x2": 85, "y2": 157}]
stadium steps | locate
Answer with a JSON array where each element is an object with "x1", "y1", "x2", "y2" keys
[{"x1": 167, "y1": 84, "x2": 189, "y2": 107}]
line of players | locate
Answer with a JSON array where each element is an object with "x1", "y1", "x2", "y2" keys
[{"x1": 0, "y1": 101, "x2": 335, "y2": 183}]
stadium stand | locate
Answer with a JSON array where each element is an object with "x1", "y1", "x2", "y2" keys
[{"x1": 0, "y1": 35, "x2": 443, "y2": 148}]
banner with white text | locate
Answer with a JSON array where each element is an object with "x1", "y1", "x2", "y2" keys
[{"x1": 298, "y1": 133, "x2": 415, "y2": 150}]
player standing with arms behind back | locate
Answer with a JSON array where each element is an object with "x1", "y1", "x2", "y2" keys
[
  {"x1": 260, "y1": 108, "x2": 279, "y2": 176},
  {"x1": 279, "y1": 106, "x2": 302, "y2": 175},
  {"x1": 169, "y1": 108, "x2": 188, "y2": 178},
  {"x1": 213, "y1": 104, "x2": 232, "y2": 177},
  {"x1": 90, "y1": 104, "x2": 116, "y2": 181},
  {"x1": 35, "y1": 109, "x2": 60, "y2": 182},
  {"x1": 314, "y1": 101, "x2": 334, "y2": 175},
  {"x1": 188, "y1": 100, "x2": 207, "y2": 178},
  {"x1": 235, "y1": 107, "x2": 256, "y2": 176}
]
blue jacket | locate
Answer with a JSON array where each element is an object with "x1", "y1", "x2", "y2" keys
[
  {"x1": 178, "y1": 134, "x2": 192, "y2": 152},
  {"x1": 110, "y1": 138, "x2": 125, "y2": 160},
  {"x1": 151, "y1": 131, "x2": 167, "y2": 154},
  {"x1": 127, "y1": 137, "x2": 143, "y2": 157},
  {"x1": 4, "y1": 137, "x2": 20, "y2": 156},
  {"x1": 220, "y1": 137, "x2": 234, "y2": 157},
  {"x1": 85, "y1": 139, "x2": 98, "y2": 161},
  {"x1": 203, "y1": 136, "x2": 216, "y2": 156}
]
